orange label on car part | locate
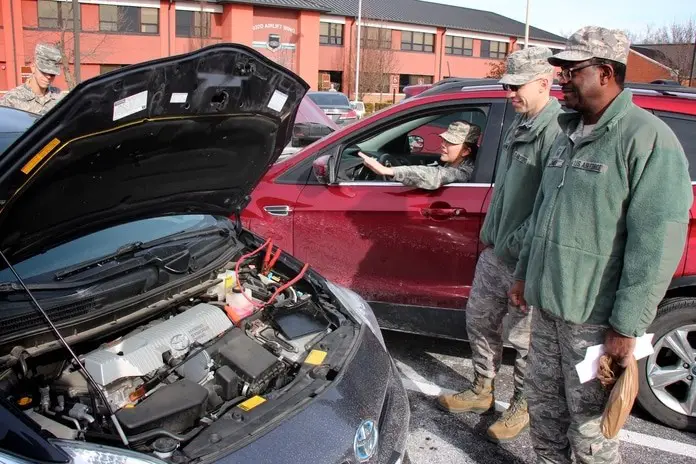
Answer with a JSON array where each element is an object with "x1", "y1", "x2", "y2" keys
[
  {"x1": 17, "y1": 397, "x2": 32, "y2": 406},
  {"x1": 304, "y1": 350, "x2": 327, "y2": 365},
  {"x1": 21, "y1": 138, "x2": 61, "y2": 174},
  {"x1": 238, "y1": 395, "x2": 266, "y2": 412}
]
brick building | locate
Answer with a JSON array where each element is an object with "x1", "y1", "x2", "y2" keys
[{"x1": 0, "y1": 0, "x2": 677, "y2": 95}]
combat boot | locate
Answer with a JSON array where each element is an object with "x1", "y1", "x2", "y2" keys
[
  {"x1": 436, "y1": 374, "x2": 494, "y2": 414},
  {"x1": 486, "y1": 391, "x2": 529, "y2": 443}
]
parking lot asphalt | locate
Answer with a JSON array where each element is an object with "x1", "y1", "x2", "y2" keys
[{"x1": 382, "y1": 331, "x2": 696, "y2": 464}]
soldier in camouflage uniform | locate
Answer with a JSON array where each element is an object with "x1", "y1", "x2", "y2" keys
[
  {"x1": 510, "y1": 27, "x2": 692, "y2": 463},
  {"x1": 0, "y1": 43, "x2": 63, "y2": 115},
  {"x1": 436, "y1": 46, "x2": 562, "y2": 443},
  {"x1": 357, "y1": 121, "x2": 480, "y2": 190}
]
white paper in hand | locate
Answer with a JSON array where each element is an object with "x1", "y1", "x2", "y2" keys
[{"x1": 575, "y1": 333, "x2": 654, "y2": 384}]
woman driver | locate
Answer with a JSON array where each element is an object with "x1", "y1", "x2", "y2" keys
[{"x1": 357, "y1": 121, "x2": 481, "y2": 190}]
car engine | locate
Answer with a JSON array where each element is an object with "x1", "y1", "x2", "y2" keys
[{"x1": 1, "y1": 248, "x2": 342, "y2": 459}]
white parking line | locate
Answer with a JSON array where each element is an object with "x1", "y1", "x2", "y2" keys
[{"x1": 395, "y1": 360, "x2": 696, "y2": 459}]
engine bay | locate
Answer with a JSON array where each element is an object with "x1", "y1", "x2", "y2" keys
[{"x1": 0, "y1": 238, "x2": 354, "y2": 461}]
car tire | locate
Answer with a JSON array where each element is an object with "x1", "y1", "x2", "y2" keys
[{"x1": 637, "y1": 297, "x2": 696, "y2": 432}]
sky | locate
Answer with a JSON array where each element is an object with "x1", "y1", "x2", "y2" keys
[{"x1": 428, "y1": 0, "x2": 695, "y2": 37}]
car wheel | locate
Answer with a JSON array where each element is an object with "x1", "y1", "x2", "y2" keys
[{"x1": 637, "y1": 297, "x2": 696, "y2": 431}]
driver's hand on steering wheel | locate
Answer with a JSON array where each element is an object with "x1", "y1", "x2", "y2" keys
[{"x1": 358, "y1": 152, "x2": 394, "y2": 177}]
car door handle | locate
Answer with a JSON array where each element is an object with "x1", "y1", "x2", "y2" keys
[
  {"x1": 263, "y1": 205, "x2": 293, "y2": 217},
  {"x1": 421, "y1": 207, "x2": 464, "y2": 218}
]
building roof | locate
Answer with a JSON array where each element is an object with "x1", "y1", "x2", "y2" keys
[
  {"x1": 216, "y1": 0, "x2": 330, "y2": 12},
  {"x1": 220, "y1": 0, "x2": 566, "y2": 43},
  {"x1": 632, "y1": 43, "x2": 696, "y2": 76}
]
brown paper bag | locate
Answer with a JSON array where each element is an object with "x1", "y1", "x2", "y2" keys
[{"x1": 597, "y1": 354, "x2": 639, "y2": 439}]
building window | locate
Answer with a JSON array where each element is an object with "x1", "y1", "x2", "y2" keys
[
  {"x1": 481, "y1": 40, "x2": 507, "y2": 59},
  {"x1": 320, "y1": 22, "x2": 343, "y2": 46},
  {"x1": 401, "y1": 31, "x2": 434, "y2": 53},
  {"x1": 399, "y1": 74, "x2": 434, "y2": 92},
  {"x1": 176, "y1": 10, "x2": 212, "y2": 38},
  {"x1": 38, "y1": 0, "x2": 74, "y2": 30},
  {"x1": 361, "y1": 27, "x2": 391, "y2": 49},
  {"x1": 100, "y1": 64, "x2": 126, "y2": 75},
  {"x1": 445, "y1": 36, "x2": 473, "y2": 56},
  {"x1": 99, "y1": 5, "x2": 159, "y2": 34}
]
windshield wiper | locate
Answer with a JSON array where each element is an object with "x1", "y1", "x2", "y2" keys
[
  {"x1": 54, "y1": 241, "x2": 146, "y2": 281},
  {"x1": 54, "y1": 225, "x2": 230, "y2": 281}
]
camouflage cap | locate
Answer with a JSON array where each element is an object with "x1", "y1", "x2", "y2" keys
[
  {"x1": 549, "y1": 26, "x2": 630, "y2": 66},
  {"x1": 34, "y1": 43, "x2": 62, "y2": 76},
  {"x1": 499, "y1": 46, "x2": 555, "y2": 86},
  {"x1": 439, "y1": 121, "x2": 481, "y2": 145}
]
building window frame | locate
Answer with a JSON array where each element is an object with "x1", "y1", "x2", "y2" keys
[
  {"x1": 360, "y1": 26, "x2": 392, "y2": 50},
  {"x1": 175, "y1": 10, "x2": 212, "y2": 38},
  {"x1": 480, "y1": 40, "x2": 507, "y2": 59},
  {"x1": 401, "y1": 31, "x2": 434, "y2": 53},
  {"x1": 99, "y1": 4, "x2": 160, "y2": 35},
  {"x1": 445, "y1": 36, "x2": 473, "y2": 56},
  {"x1": 38, "y1": 0, "x2": 75, "y2": 30},
  {"x1": 320, "y1": 22, "x2": 343, "y2": 46}
]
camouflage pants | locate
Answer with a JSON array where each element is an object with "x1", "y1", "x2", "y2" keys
[
  {"x1": 465, "y1": 247, "x2": 532, "y2": 394},
  {"x1": 527, "y1": 308, "x2": 621, "y2": 464}
]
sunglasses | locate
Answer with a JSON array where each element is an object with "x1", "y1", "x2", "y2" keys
[{"x1": 502, "y1": 78, "x2": 542, "y2": 92}]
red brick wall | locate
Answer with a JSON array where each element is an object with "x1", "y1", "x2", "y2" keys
[{"x1": 626, "y1": 50, "x2": 672, "y2": 83}]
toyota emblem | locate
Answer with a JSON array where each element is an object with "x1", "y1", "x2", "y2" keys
[{"x1": 354, "y1": 419, "x2": 378, "y2": 462}]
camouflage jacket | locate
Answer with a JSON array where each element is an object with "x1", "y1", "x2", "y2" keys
[
  {"x1": 0, "y1": 83, "x2": 62, "y2": 115},
  {"x1": 391, "y1": 158, "x2": 474, "y2": 190}
]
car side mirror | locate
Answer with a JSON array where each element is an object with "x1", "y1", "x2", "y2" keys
[
  {"x1": 408, "y1": 135, "x2": 424, "y2": 153},
  {"x1": 312, "y1": 154, "x2": 335, "y2": 184}
]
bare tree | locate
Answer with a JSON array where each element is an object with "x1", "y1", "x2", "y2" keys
[
  {"x1": 268, "y1": 48, "x2": 296, "y2": 72},
  {"x1": 187, "y1": 1, "x2": 218, "y2": 51},
  {"x1": 486, "y1": 60, "x2": 506, "y2": 79},
  {"x1": 37, "y1": 2, "x2": 119, "y2": 89},
  {"x1": 342, "y1": 25, "x2": 399, "y2": 100},
  {"x1": 630, "y1": 19, "x2": 696, "y2": 82}
]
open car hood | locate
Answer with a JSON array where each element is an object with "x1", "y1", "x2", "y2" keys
[{"x1": 0, "y1": 44, "x2": 308, "y2": 263}]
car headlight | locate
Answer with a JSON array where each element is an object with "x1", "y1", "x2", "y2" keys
[
  {"x1": 51, "y1": 439, "x2": 168, "y2": 464},
  {"x1": 326, "y1": 282, "x2": 386, "y2": 350}
]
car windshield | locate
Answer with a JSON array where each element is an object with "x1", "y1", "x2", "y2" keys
[
  {"x1": 0, "y1": 132, "x2": 28, "y2": 153},
  {"x1": 307, "y1": 93, "x2": 350, "y2": 107},
  {"x1": 0, "y1": 108, "x2": 39, "y2": 154},
  {"x1": 0, "y1": 214, "x2": 223, "y2": 282}
]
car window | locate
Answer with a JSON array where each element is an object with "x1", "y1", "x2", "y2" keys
[
  {"x1": 655, "y1": 112, "x2": 696, "y2": 180},
  {"x1": 0, "y1": 214, "x2": 220, "y2": 282},
  {"x1": 307, "y1": 93, "x2": 350, "y2": 107},
  {"x1": 337, "y1": 106, "x2": 489, "y2": 184}
]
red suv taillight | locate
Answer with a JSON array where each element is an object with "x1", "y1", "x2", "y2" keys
[{"x1": 339, "y1": 109, "x2": 358, "y2": 120}]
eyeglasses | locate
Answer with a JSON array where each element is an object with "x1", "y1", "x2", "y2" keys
[
  {"x1": 557, "y1": 63, "x2": 601, "y2": 81},
  {"x1": 502, "y1": 78, "x2": 542, "y2": 92}
]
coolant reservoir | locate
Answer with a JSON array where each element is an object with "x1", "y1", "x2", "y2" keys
[
  {"x1": 225, "y1": 288, "x2": 255, "y2": 325},
  {"x1": 207, "y1": 270, "x2": 237, "y2": 302}
]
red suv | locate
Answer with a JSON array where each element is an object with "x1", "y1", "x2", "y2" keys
[{"x1": 243, "y1": 83, "x2": 696, "y2": 432}]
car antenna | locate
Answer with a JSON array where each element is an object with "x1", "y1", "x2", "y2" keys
[{"x1": 0, "y1": 249, "x2": 130, "y2": 447}]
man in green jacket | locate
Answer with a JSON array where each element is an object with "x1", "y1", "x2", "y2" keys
[
  {"x1": 509, "y1": 26, "x2": 692, "y2": 463},
  {"x1": 437, "y1": 46, "x2": 562, "y2": 443}
]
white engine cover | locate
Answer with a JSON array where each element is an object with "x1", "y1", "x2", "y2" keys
[{"x1": 82, "y1": 303, "x2": 232, "y2": 386}]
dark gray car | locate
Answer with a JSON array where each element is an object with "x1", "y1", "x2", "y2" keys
[
  {"x1": 0, "y1": 44, "x2": 409, "y2": 464},
  {"x1": 306, "y1": 91, "x2": 358, "y2": 127}
]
